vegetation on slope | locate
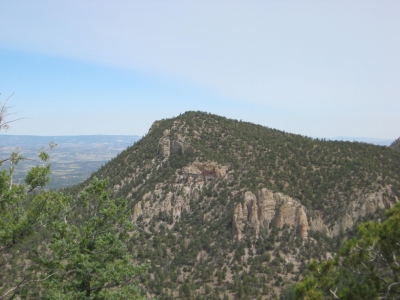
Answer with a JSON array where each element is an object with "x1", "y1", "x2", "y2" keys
[
  {"x1": 0, "y1": 98, "x2": 146, "y2": 299},
  {"x1": 295, "y1": 201, "x2": 400, "y2": 299},
  {"x1": 390, "y1": 137, "x2": 400, "y2": 151},
  {"x1": 64, "y1": 111, "x2": 400, "y2": 299},
  {"x1": 3, "y1": 109, "x2": 400, "y2": 299},
  {"x1": 82, "y1": 111, "x2": 400, "y2": 221}
]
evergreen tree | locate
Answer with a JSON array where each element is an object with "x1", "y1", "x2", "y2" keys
[
  {"x1": 295, "y1": 202, "x2": 400, "y2": 299},
  {"x1": 0, "y1": 97, "x2": 69, "y2": 298},
  {"x1": 34, "y1": 178, "x2": 146, "y2": 299},
  {"x1": 0, "y1": 99, "x2": 146, "y2": 299}
]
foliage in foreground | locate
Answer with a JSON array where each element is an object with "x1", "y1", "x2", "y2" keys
[
  {"x1": 295, "y1": 202, "x2": 400, "y2": 300},
  {"x1": 1, "y1": 96, "x2": 146, "y2": 299},
  {"x1": 34, "y1": 178, "x2": 147, "y2": 299},
  {"x1": 0, "y1": 151, "x2": 146, "y2": 299}
]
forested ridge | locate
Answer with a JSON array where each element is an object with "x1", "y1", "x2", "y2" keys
[
  {"x1": 78, "y1": 111, "x2": 399, "y2": 220},
  {"x1": 2, "y1": 111, "x2": 400, "y2": 299},
  {"x1": 66, "y1": 111, "x2": 400, "y2": 299}
]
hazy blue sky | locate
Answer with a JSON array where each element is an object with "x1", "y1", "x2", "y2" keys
[{"x1": 0, "y1": 1, "x2": 399, "y2": 139}]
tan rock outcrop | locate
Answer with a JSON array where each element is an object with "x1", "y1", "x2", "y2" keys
[
  {"x1": 275, "y1": 202, "x2": 297, "y2": 228},
  {"x1": 173, "y1": 195, "x2": 189, "y2": 218},
  {"x1": 233, "y1": 189, "x2": 309, "y2": 241},
  {"x1": 182, "y1": 161, "x2": 229, "y2": 178},
  {"x1": 159, "y1": 129, "x2": 193, "y2": 159},
  {"x1": 233, "y1": 203, "x2": 245, "y2": 242},
  {"x1": 295, "y1": 207, "x2": 308, "y2": 239},
  {"x1": 361, "y1": 192, "x2": 392, "y2": 215},
  {"x1": 246, "y1": 193, "x2": 261, "y2": 237},
  {"x1": 308, "y1": 189, "x2": 398, "y2": 237},
  {"x1": 257, "y1": 189, "x2": 276, "y2": 230},
  {"x1": 131, "y1": 172, "x2": 207, "y2": 224},
  {"x1": 159, "y1": 133, "x2": 171, "y2": 158},
  {"x1": 273, "y1": 195, "x2": 308, "y2": 239},
  {"x1": 308, "y1": 211, "x2": 329, "y2": 236}
]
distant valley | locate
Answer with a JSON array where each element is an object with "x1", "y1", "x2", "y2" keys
[{"x1": 0, "y1": 135, "x2": 141, "y2": 189}]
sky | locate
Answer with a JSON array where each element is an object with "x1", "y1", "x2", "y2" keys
[{"x1": 0, "y1": 1, "x2": 399, "y2": 139}]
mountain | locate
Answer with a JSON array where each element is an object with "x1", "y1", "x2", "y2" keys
[
  {"x1": 0, "y1": 135, "x2": 141, "y2": 189},
  {"x1": 64, "y1": 112, "x2": 400, "y2": 299},
  {"x1": 390, "y1": 137, "x2": 400, "y2": 151}
]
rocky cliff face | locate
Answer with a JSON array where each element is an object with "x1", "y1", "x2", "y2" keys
[
  {"x1": 133, "y1": 189, "x2": 191, "y2": 222},
  {"x1": 132, "y1": 160, "x2": 230, "y2": 224},
  {"x1": 327, "y1": 189, "x2": 397, "y2": 236},
  {"x1": 182, "y1": 161, "x2": 229, "y2": 178},
  {"x1": 138, "y1": 118, "x2": 400, "y2": 244},
  {"x1": 159, "y1": 121, "x2": 194, "y2": 159},
  {"x1": 232, "y1": 188, "x2": 398, "y2": 241},
  {"x1": 233, "y1": 189, "x2": 309, "y2": 241}
]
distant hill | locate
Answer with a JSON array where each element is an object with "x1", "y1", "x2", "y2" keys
[
  {"x1": 328, "y1": 136, "x2": 394, "y2": 146},
  {"x1": 63, "y1": 111, "x2": 400, "y2": 299},
  {"x1": 0, "y1": 135, "x2": 141, "y2": 189},
  {"x1": 390, "y1": 137, "x2": 400, "y2": 151}
]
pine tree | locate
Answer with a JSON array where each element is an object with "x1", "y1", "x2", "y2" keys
[{"x1": 295, "y1": 202, "x2": 400, "y2": 299}]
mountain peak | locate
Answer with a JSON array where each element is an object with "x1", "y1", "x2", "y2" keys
[{"x1": 73, "y1": 112, "x2": 400, "y2": 299}]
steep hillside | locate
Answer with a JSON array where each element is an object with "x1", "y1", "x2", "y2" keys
[
  {"x1": 70, "y1": 111, "x2": 400, "y2": 299},
  {"x1": 391, "y1": 137, "x2": 400, "y2": 151}
]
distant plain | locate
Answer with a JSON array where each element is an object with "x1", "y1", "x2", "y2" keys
[{"x1": 0, "y1": 135, "x2": 141, "y2": 189}]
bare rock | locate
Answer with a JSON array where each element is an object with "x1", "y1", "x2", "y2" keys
[
  {"x1": 309, "y1": 211, "x2": 329, "y2": 235},
  {"x1": 275, "y1": 202, "x2": 297, "y2": 228},
  {"x1": 310, "y1": 188, "x2": 398, "y2": 237},
  {"x1": 159, "y1": 138, "x2": 171, "y2": 158},
  {"x1": 173, "y1": 195, "x2": 189, "y2": 218},
  {"x1": 257, "y1": 188, "x2": 276, "y2": 230},
  {"x1": 245, "y1": 191, "x2": 261, "y2": 238},
  {"x1": 159, "y1": 129, "x2": 193, "y2": 159},
  {"x1": 182, "y1": 161, "x2": 229, "y2": 178},
  {"x1": 232, "y1": 201, "x2": 245, "y2": 242},
  {"x1": 232, "y1": 191, "x2": 261, "y2": 241},
  {"x1": 233, "y1": 189, "x2": 309, "y2": 241},
  {"x1": 295, "y1": 207, "x2": 308, "y2": 239}
]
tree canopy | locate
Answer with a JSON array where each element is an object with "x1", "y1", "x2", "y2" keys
[
  {"x1": 33, "y1": 178, "x2": 147, "y2": 299},
  {"x1": 0, "y1": 97, "x2": 146, "y2": 299},
  {"x1": 295, "y1": 202, "x2": 400, "y2": 299}
]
